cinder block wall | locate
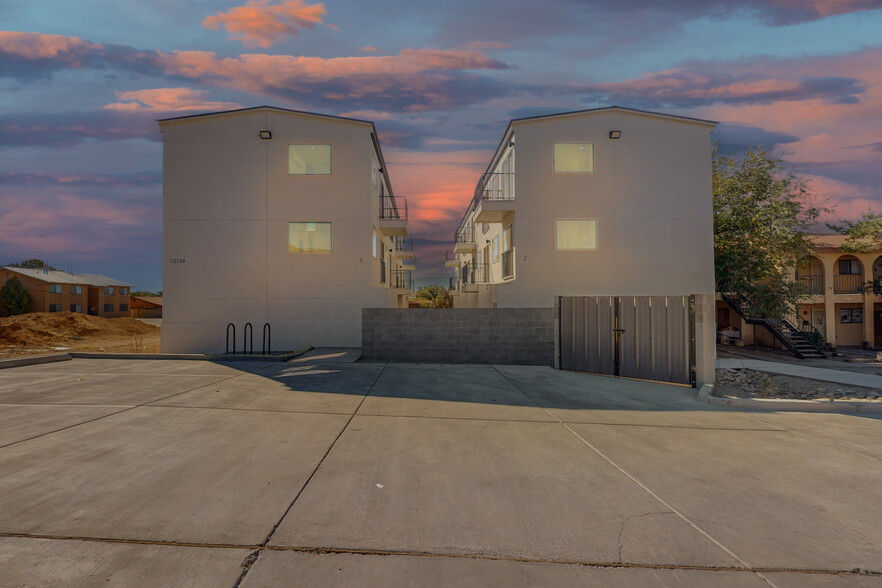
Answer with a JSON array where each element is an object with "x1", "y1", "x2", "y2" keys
[{"x1": 362, "y1": 308, "x2": 556, "y2": 365}]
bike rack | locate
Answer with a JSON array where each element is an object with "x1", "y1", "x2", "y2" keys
[
  {"x1": 243, "y1": 322, "x2": 253, "y2": 355},
  {"x1": 262, "y1": 323, "x2": 271, "y2": 355},
  {"x1": 225, "y1": 323, "x2": 236, "y2": 354}
]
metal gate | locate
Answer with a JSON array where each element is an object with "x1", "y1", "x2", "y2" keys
[{"x1": 559, "y1": 296, "x2": 695, "y2": 386}]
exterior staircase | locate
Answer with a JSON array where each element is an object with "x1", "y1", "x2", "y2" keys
[{"x1": 721, "y1": 292, "x2": 826, "y2": 359}]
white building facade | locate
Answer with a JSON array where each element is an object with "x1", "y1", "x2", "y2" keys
[
  {"x1": 160, "y1": 107, "x2": 412, "y2": 354},
  {"x1": 448, "y1": 107, "x2": 717, "y2": 386}
]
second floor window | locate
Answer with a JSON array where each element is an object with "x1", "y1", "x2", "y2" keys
[
  {"x1": 839, "y1": 259, "x2": 860, "y2": 275},
  {"x1": 71, "y1": 285, "x2": 82, "y2": 294},
  {"x1": 49, "y1": 284, "x2": 62, "y2": 293},
  {"x1": 553, "y1": 143, "x2": 594, "y2": 173},
  {"x1": 288, "y1": 144, "x2": 331, "y2": 175},
  {"x1": 104, "y1": 287, "x2": 113, "y2": 295}
]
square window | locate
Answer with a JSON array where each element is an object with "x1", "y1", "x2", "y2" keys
[
  {"x1": 71, "y1": 285, "x2": 82, "y2": 295},
  {"x1": 119, "y1": 288, "x2": 128, "y2": 296},
  {"x1": 288, "y1": 144, "x2": 331, "y2": 175},
  {"x1": 70, "y1": 304, "x2": 82, "y2": 313},
  {"x1": 556, "y1": 219, "x2": 597, "y2": 251},
  {"x1": 838, "y1": 259, "x2": 860, "y2": 275},
  {"x1": 289, "y1": 222, "x2": 332, "y2": 253},
  {"x1": 49, "y1": 304, "x2": 61, "y2": 312},
  {"x1": 553, "y1": 143, "x2": 594, "y2": 173},
  {"x1": 104, "y1": 303, "x2": 114, "y2": 312},
  {"x1": 104, "y1": 287, "x2": 113, "y2": 295},
  {"x1": 120, "y1": 303, "x2": 129, "y2": 312},
  {"x1": 49, "y1": 284, "x2": 62, "y2": 294}
]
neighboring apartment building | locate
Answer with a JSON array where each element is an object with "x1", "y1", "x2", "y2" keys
[
  {"x1": 447, "y1": 107, "x2": 717, "y2": 386},
  {"x1": 130, "y1": 295, "x2": 162, "y2": 318},
  {"x1": 160, "y1": 106, "x2": 413, "y2": 353},
  {"x1": 0, "y1": 267, "x2": 131, "y2": 317},
  {"x1": 718, "y1": 234, "x2": 882, "y2": 351}
]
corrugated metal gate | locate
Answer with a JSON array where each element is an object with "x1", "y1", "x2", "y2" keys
[{"x1": 559, "y1": 296, "x2": 695, "y2": 386}]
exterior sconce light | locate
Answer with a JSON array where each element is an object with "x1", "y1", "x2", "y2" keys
[
  {"x1": 258, "y1": 130, "x2": 272, "y2": 140},
  {"x1": 378, "y1": 168, "x2": 383, "y2": 173},
  {"x1": 609, "y1": 130, "x2": 622, "y2": 139}
]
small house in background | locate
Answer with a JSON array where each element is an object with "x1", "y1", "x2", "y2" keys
[
  {"x1": 130, "y1": 296, "x2": 162, "y2": 318},
  {"x1": 0, "y1": 267, "x2": 132, "y2": 318}
]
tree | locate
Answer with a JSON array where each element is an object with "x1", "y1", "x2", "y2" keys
[
  {"x1": 713, "y1": 147, "x2": 822, "y2": 318},
  {"x1": 827, "y1": 211, "x2": 882, "y2": 253},
  {"x1": 7, "y1": 259, "x2": 56, "y2": 270},
  {"x1": 410, "y1": 285, "x2": 453, "y2": 308},
  {"x1": 0, "y1": 276, "x2": 33, "y2": 317}
]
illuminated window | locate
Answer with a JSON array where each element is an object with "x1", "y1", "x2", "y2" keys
[
  {"x1": 288, "y1": 145, "x2": 331, "y2": 175},
  {"x1": 372, "y1": 227, "x2": 378, "y2": 258},
  {"x1": 49, "y1": 284, "x2": 62, "y2": 294},
  {"x1": 289, "y1": 222, "x2": 332, "y2": 253},
  {"x1": 553, "y1": 143, "x2": 594, "y2": 173},
  {"x1": 556, "y1": 219, "x2": 597, "y2": 250}
]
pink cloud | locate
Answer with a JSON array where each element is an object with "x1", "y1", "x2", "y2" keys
[
  {"x1": 202, "y1": 0, "x2": 329, "y2": 48},
  {"x1": 360, "y1": 46, "x2": 380, "y2": 53},
  {"x1": 0, "y1": 31, "x2": 102, "y2": 62},
  {"x1": 104, "y1": 88, "x2": 242, "y2": 112}
]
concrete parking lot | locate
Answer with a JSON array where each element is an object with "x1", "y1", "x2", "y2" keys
[{"x1": 0, "y1": 350, "x2": 880, "y2": 587}]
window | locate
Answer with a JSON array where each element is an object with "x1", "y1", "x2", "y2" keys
[
  {"x1": 492, "y1": 235, "x2": 500, "y2": 262},
  {"x1": 839, "y1": 259, "x2": 861, "y2": 274},
  {"x1": 70, "y1": 304, "x2": 82, "y2": 313},
  {"x1": 553, "y1": 143, "x2": 594, "y2": 173},
  {"x1": 71, "y1": 285, "x2": 82, "y2": 295},
  {"x1": 49, "y1": 304, "x2": 62, "y2": 312},
  {"x1": 288, "y1": 144, "x2": 331, "y2": 175},
  {"x1": 49, "y1": 284, "x2": 62, "y2": 294},
  {"x1": 481, "y1": 223, "x2": 490, "y2": 234},
  {"x1": 119, "y1": 287, "x2": 128, "y2": 296},
  {"x1": 289, "y1": 222, "x2": 332, "y2": 253},
  {"x1": 372, "y1": 227, "x2": 379, "y2": 258},
  {"x1": 556, "y1": 219, "x2": 597, "y2": 250},
  {"x1": 840, "y1": 308, "x2": 863, "y2": 323},
  {"x1": 120, "y1": 303, "x2": 129, "y2": 312},
  {"x1": 503, "y1": 225, "x2": 512, "y2": 252},
  {"x1": 104, "y1": 303, "x2": 114, "y2": 312},
  {"x1": 104, "y1": 287, "x2": 113, "y2": 295}
]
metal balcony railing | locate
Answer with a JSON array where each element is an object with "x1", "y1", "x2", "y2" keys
[
  {"x1": 379, "y1": 258, "x2": 386, "y2": 283},
  {"x1": 461, "y1": 263, "x2": 488, "y2": 285},
  {"x1": 501, "y1": 248, "x2": 514, "y2": 279},
  {"x1": 455, "y1": 225, "x2": 474, "y2": 245},
  {"x1": 446, "y1": 250, "x2": 457, "y2": 262},
  {"x1": 390, "y1": 269, "x2": 413, "y2": 290},
  {"x1": 394, "y1": 236, "x2": 413, "y2": 252},
  {"x1": 797, "y1": 274, "x2": 824, "y2": 295},
  {"x1": 834, "y1": 274, "x2": 862, "y2": 293},
  {"x1": 380, "y1": 195, "x2": 408, "y2": 220},
  {"x1": 476, "y1": 172, "x2": 515, "y2": 201}
]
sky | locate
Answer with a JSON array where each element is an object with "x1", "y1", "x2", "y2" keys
[{"x1": 2, "y1": 0, "x2": 882, "y2": 291}]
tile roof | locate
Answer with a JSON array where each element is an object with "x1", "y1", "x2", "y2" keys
[{"x1": 2, "y1": 267, "x2": 133, "y2": 287}]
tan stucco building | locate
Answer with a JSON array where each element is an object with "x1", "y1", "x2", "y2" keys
[
  {"x1": 0, "y1": 267, "x2": 131, "y2": 317},
  {"x1": 447, "y1": 107, "x2": 717, "y2": 386},
  {"x1": 160, "y1": 106, "x2": 412, "y2": 354}
]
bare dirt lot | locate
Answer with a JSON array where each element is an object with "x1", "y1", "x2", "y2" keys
[{"x1": 0, "y1": 312, "x2": 159, "y2": 358}]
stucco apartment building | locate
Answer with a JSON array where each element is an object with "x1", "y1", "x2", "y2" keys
[
  {"x1": 160, "y1": 106, "x2": 413, "y2": 354},
  {"x1": 447, "y1": 107, "x2": 717, "y2": 386},
  {"x1": 0, "y1": 267, "x2": 131, "y2": 317},
  {"x1": 718, "y1": 234, "x2": 882, "y2": 351}
]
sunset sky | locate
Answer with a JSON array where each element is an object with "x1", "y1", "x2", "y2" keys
[{"x1": 2, "y1": 0, "x2": 882, "y2": 291}]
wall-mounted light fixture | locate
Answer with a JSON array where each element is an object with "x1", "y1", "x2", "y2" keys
[
  {"x1": 609, "y1": 130, "x2": 622, "y2": 139},
  {"x1": 378, "y1": 168, "x2": 383, "y2": 173},
  {"x1": 258, "y1": 130, "x2": 272, "y2": 140}
]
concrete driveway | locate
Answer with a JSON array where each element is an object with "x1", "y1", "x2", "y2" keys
[{"x1": 0, "y1": 353, "x2": 880, "y2": 587}]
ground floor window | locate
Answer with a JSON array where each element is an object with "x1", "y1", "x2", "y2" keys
[
  {"x1": 289, "y1": 222, "x2": 332, "y2": 253},
  {"x1": 70, "y1": 304, "x2": 82, "y2": 313},
  {"x1": 104, "y1": 303, "x2": 114, "y2": 312},
  {"x1": 49, "y1": 304, "x2": 62, "y2": 312},
  {"x1": 556, "y1": 219, "x2": 597, "y2": 250},
  {"x1": 120, "y1": 303, "x2": 129, "y2": 312},
  {"x1": 840, "y1": 308, "x2": 863, "y2": 323}
]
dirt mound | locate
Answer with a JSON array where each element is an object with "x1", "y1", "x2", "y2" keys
[{"x1": 0, "y1": 312, "x2": 159, "y2": 347}]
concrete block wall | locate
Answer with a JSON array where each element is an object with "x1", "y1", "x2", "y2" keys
[{"x1": 362, "y1": 308, "x2": 556, "y2": 365}]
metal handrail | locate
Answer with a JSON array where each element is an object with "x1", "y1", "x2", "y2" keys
[
  {"x1": 390, "y1": 269, "x2": 413, "y2": 290},
  {"x1": 225, "y1": 323, "x2": 236, "y2": 354},
  {"x1": 797, "y1": 274, "x2": 824, "y2": 295},
  {"x1": 380, "y1": 195, "x2": 408, "y2": 220},
  {"x1": 455, "y1": 226, "x2": 474, "y2": 245},
  {"x1": 475, "y1": 172, "x2": 515, "y2": 201},
  {"x1": 262, "y1": 323, "x2": 271, "y2": 355},
  {"x1": 243, "y1": 322, "x2": 253, "y2": 355},
  {"x1": 834, "y1": 274, "x2": 862, "y2": 293},
  {"x1": 394, "y1": 236, "x2": 413, "y2": 252}
]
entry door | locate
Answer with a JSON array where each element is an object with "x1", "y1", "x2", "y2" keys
[
  {"x1": 560, "y1": 296, "x2": 694, "y2": 385},
  {"x1": 811, "y1": 309, "x2": 826, "y2": 340}
]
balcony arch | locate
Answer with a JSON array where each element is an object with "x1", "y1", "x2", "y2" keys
[
  {"x1": 796, "y1": 256, "x2": 824, "y2": 295},
  {"x1": 834, "y1": 255, "x2": 863, "y2": 294}
]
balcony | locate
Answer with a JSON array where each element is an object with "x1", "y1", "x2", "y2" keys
[
  {"x1": 454, "y1": 226, "x2": 476, "y2": 254},
  {"x1": 393, "y1": 236, "x2": 414, "y2": 259},
  {"x1": 390, "y1": 269, "x2": 413, "y2": 292},
  {"x1": 797, "y1": 274, "x2": 824, "y2": 295},
  {"x1": 379, "y1": 195, "x2": 408, "y2": 236},
  {"x1": 501, "y1": 248, "x2": 515, "y2": 280},
  {"x1": 473, "y1": 172, "x2": 515, "y2": 223},
  {"x1": 834, "y1": 274, "x2": 862, "y2": 294},
  {"x1": 445, "y1": 250, "x2": 459, "y2": 268}
]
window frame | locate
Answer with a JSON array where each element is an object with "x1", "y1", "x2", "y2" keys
[
  {"x1": 48, "y1": 304, "x2": 62, "y2": 312},
  {"x1": 288, "y1": 221, "x2": 333, "y2": 254},
  {"x1": 70, "y1": 304, "x2": 82, "y2": 313},
  {"x1": 288, "y1": 144, "x2": 332, "y2": 175},
  {"x1": 71, "y1": 285, "x2": 83, "y2": 295},
  {"x1": 555, "y1": 218, "x2": 599, "y2": 251},
  {"x1": 49, "y1": 284, "x2": 62, "y2": 294},
  {"x1": 838, "y1": 259, "x2": 861, "y2": 275},
  {"x1": 103, "y1": 303, "x2": 114, "y2": 312},
  {"x1": 104, "y1": 287, "x2": 113, "y2": 295},
  {"x1": 552, "y1": 142, "x2": 595, "y2": 174},
  {"x1": 492, "y1": 235, "x2": 500, "y2": 262}
]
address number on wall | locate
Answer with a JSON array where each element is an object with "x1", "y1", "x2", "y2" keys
[{"x1": 169, "y1": 258, "x2": 186, "y2": 264}]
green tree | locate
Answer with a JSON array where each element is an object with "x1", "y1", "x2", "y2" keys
[
  {"x1": 7, "y1": 259, "x2": 56, "y2": 270},
  {"x1": 828, "y1": 211, "x2": 882, "y2": 253},
  {"x1": 713, "y1": 147, "x2": 822, "y2": 318},
  {"x1": 0, "y1": 276, "x2": 33, "y2": 317},
  {"x1": 410, "y1": 285, "x2": 453, "y2": 308}
]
